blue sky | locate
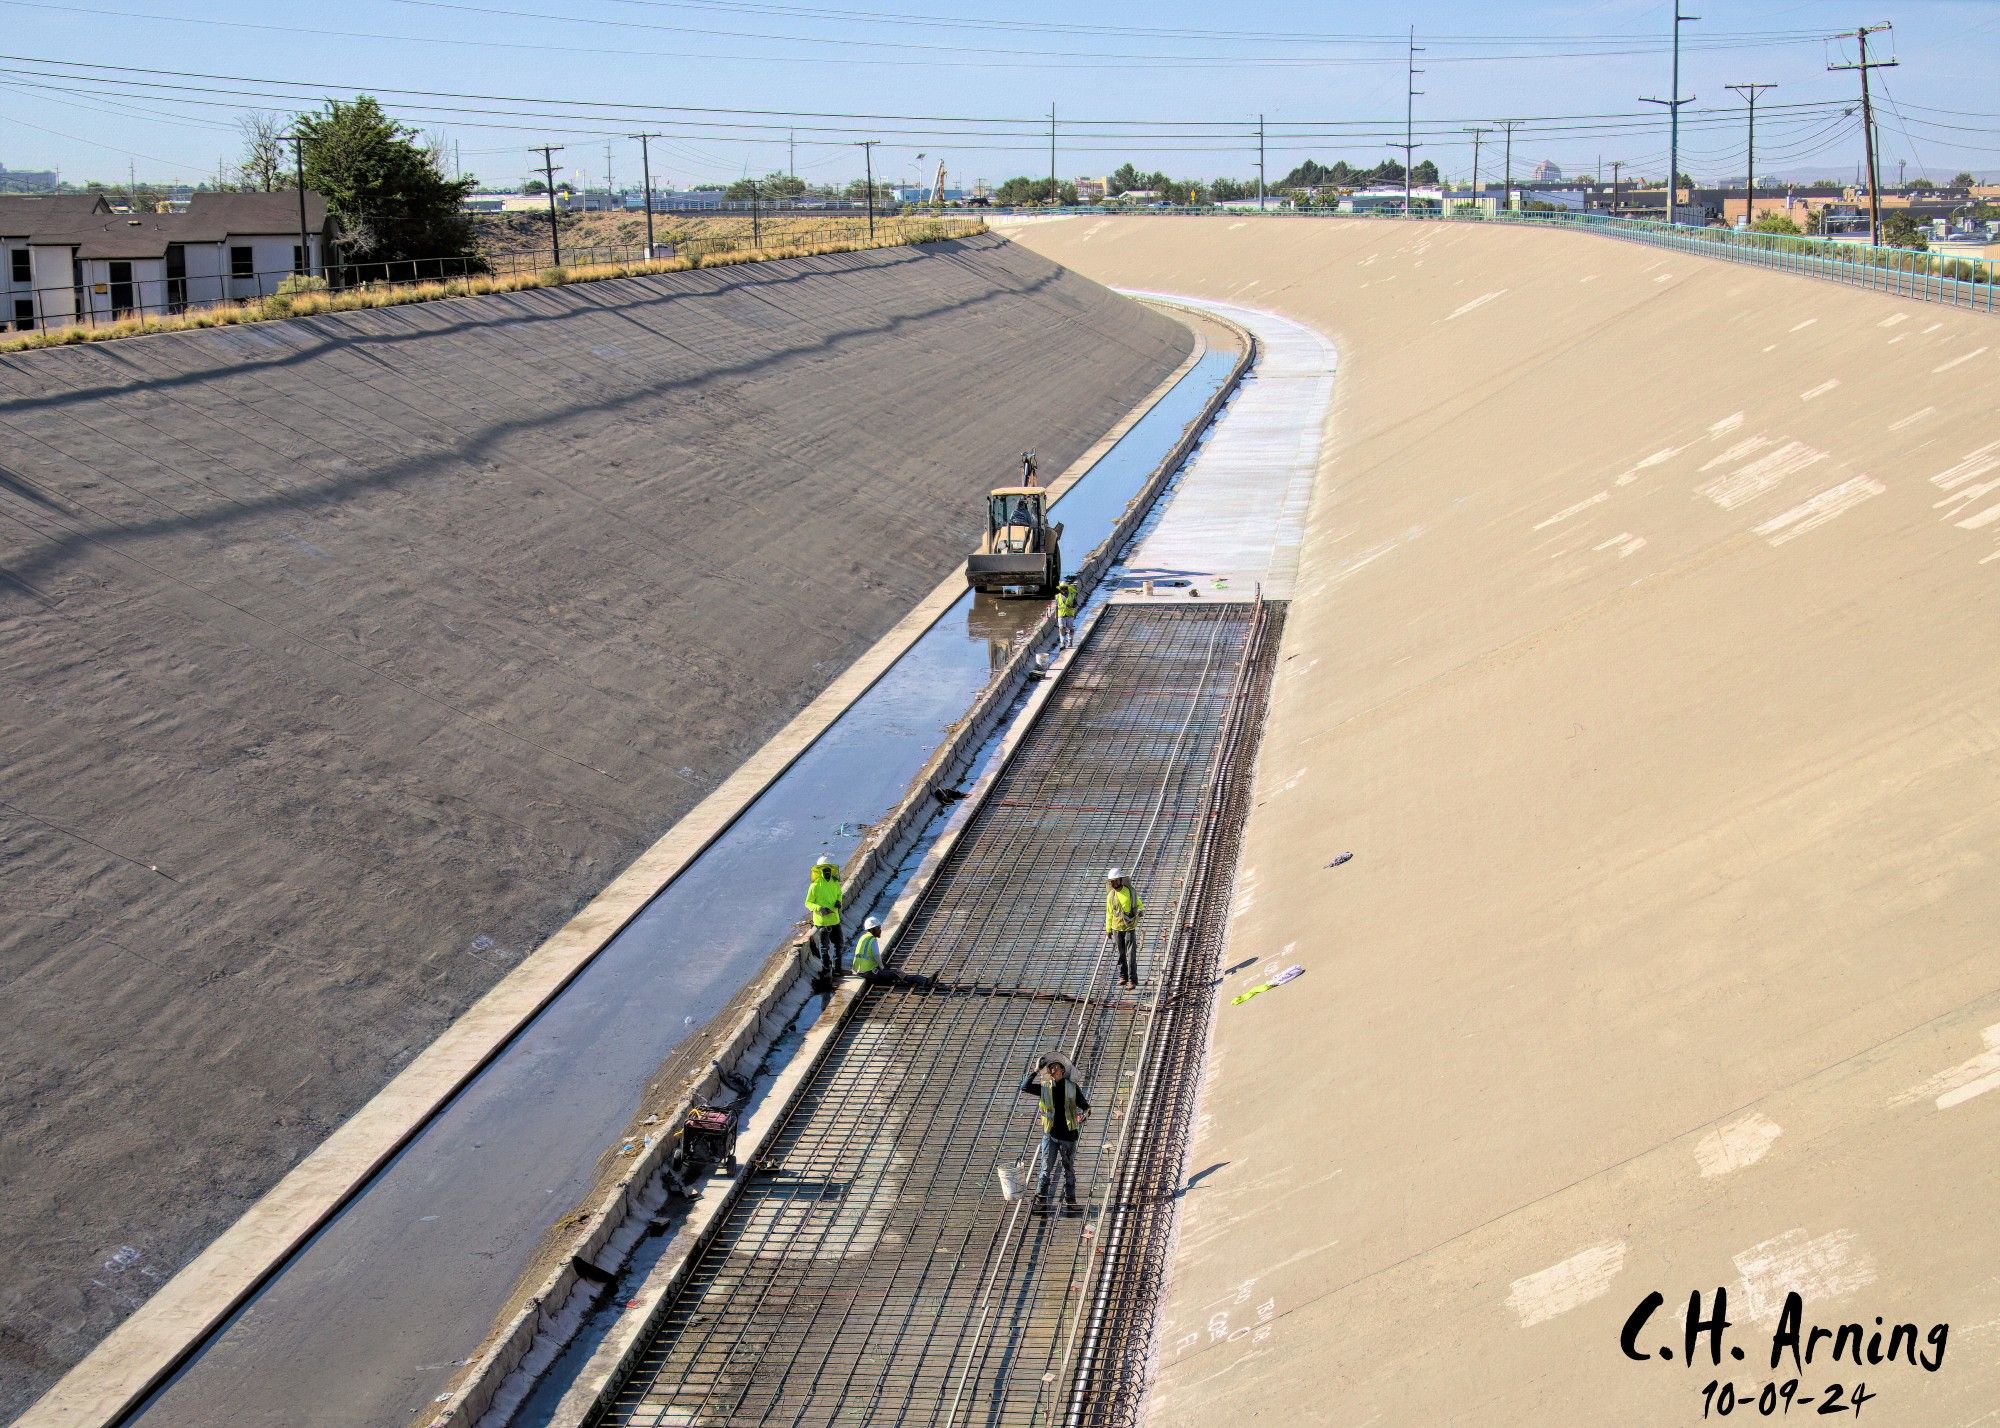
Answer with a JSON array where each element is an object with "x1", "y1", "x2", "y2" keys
[{"x1": 1, "y1": 0, "x2": 1995, "y2": 188}]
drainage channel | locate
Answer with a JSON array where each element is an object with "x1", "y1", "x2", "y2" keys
[
  {"x1": 119, "y1": 345, "x2": 1242, "y2": 1428},
  {"x1": 586, "y1": 598, "x2": 1283, "y2": 1428}
]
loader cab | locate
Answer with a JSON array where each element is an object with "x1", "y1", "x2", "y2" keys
[{"x1": 987, "y1": 488, "x2": 1049, "y2": 554}]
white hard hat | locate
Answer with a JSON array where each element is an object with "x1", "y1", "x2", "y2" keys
[
  {"x1": 813, "y1": 856, "x2": 837, "y2": 869},
  {"x1": 1106, "y1": 867, "x2": 1125, "y2": 881},
  {"x1": 863, "y1": 915, "x2": 882, "y2": 932}
]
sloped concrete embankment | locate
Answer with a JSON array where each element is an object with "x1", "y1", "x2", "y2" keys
[
  {"x1": 0, "y1": 232, "x2": 1190, "y2": 1414},
  {"x1": 1009, "y1": 218, "x2": 2000, "y2": 1426}
]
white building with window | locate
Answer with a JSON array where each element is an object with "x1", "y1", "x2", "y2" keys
[{"x1": 1, "y1": 190, "x2": 332, "y2": 331}]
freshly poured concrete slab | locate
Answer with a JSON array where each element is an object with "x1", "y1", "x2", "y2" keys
[{"x1": 1113, "y1": 293, "x2": 1334, "y2": 600}]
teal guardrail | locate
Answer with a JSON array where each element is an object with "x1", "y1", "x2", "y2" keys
[{"x1": 985, "y1": 203, "x2": 1998, "y2": 313}]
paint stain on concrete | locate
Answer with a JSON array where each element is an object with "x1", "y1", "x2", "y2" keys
[
  {"x1": 1800, "y1": 379, "x2": 1841, "y2": 401},
  {"x1": 1755, "y1": 476, "x2": 1886, "y2": 546},
  {"x1": 1536, "y1": 491, "x2": 1609, "y2": 529},
  {"x1": 1890, "y1": 406, "x2": 1936, "y2": 431},
  {"x1": 1701, "y1": 436, "x2": 1776, "y2": 472},
  {"x1": 1709, "y1": 412, "x2": 1745, "y2": 436},
  {"x1": 1696, "y1": 1113, "x2": 1783, "y2": 1177},
  {"x1": 1506, "y1": 1242, "x2": 1627, "y2": 1328},
  {"x1": 1445, "y1": 290, "x2": 1507, "y2": 321},
  {"x1": 1932, "y1": 346, "x2": 1989, "y2": 374},
  {"x1": 1892, "y1": 1024, "x2": 2000, "y2": 1110},
  {"x1": 1697, "y1": 440, "x2": 1828, "y2": 510},
  {"x1": 1617, "y1": 446, "x2": 1688, "y2": 485},
  {"x1": 1732, "y1": 1229, "x2": 1876, "y2": 1323}
]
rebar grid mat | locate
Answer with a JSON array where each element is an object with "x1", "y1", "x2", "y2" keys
[
  {"x1": 593, "y1": 603, "x2": 1279, "y2": 1428},
  {"x1": 1064, "y1": 605, "x2": 1285, "y2": 1428}
]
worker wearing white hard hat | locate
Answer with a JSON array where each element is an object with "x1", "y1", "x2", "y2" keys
[
  {"x1": 852, "y1": 916, "x2": 885, "y2": 977},
  {"x1": 1104, "y1": 868, "x2": 1143, "y2": 989}
]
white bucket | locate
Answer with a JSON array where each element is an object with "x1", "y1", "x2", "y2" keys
[{"x1": 996, "y1": 1163, "x2": 1024, "y2": 1200}]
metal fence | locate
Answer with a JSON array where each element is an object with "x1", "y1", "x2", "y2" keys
[
  {"x1": 1, "y1": 217, "x2": 980, "y2": 336},
  {"x1": 986, "y1": 202, "x2": 1999, "y2": 313}
]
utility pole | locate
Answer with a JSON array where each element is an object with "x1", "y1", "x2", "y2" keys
[
  {"x1": 280, "y1": 131, "x2": 311, "y2": 275},
  {"x1": 1258, "y1": 114, "x2": 1266, "y2": 211},
  {"x1": 1610, "y1": 159, "x2": 1625, "y2": 217},
  {"x1": 1499, "y1": 119, "x2": 1522, "y2": 213},
  {"x1": 1641, "y1": 0, "x2": 1699, "y2": 225},
  {"x1": 631, "y1": 132, "x2": 660, "y2": 257},
  {"x1": 1466, "y1": 126, "x2": 1489, "y2": 202},
  {"x1": 1048, "y1": 103, "x2": 1057, "y2": 205},
  {"x1": 531, "y1": 144, "x2": 564, "y2": 265},
  {"x1": 788, "y1": 130, "x2": 796, "y2": 180},
  {"x1": 1830, "y1": 24, "x2": 1897, "y2": 245},
  {"x1": 750, "y1": 179, "x2": 761, "y2": 247},
  {"x1": 1726, "y1": 83, "x2": 1777, "y2": 228},
  {"x1": 605, "y1": 142, "x2": 614, "y2": 210},
  {"x1": 1394, "y1": 28, "x2": 1425, "y2": 214},
  {"x1": 857, "y1": 139, "x2": 879, "y2": 238}
]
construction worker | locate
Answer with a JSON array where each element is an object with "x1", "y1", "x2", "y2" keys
[
  {"x1": 806, "y1": 856, "x2": 844, "y2": 980},
  {"x1": 1054, "y1": 576, "x2": 1079, "y2": 649},
  {"x1": 1019, "y1": 1054, "x2": 1090, "y2": 1215},
  {"x1": 1020, "y1": 450, "x2": 1039, "y2": 487},
  {"x1": 852, "y1": 915, "x2": 885, "y2": 978},
  {"x1": 1105, "y1": 867, "x2": 1143, "y2": 989}
]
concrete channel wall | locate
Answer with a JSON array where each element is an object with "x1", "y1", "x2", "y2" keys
[
  {"x1": 427, "y1": 307, "x2": 1255, "y2": 1427},
  {"x1": 0, "y1": 233, "x2": 1192, "y2": 1417}
]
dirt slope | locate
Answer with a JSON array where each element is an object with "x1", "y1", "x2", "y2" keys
[
  {"x1": 0, "y1": 232, "x2": 1190, "y2": 1412},
  {"x1": 1009, "y1": 217, "x2": 1999, "y2": 1425}
]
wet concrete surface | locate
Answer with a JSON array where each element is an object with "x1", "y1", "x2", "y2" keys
[{"x1": 126, "y1": 348, "x2": 1239, "y2": 1428}]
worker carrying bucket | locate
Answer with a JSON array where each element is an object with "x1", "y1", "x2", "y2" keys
[
  {"x1": 806, "y1": 856, "x2": 844, "y2": 984},
  {"x1": 1105, "y1": 867, "x2": 1144, "y2": 990},
  {"x1": 1016, "y1": 1054, "x2": 1090, "y2": 1216}
]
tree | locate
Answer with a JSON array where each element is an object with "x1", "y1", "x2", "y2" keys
[
  {"x1": 727, "y1": 170, "x2": 807, "y2": 201},
  {"x1": 1750, "y1": 212, "x2": 1802, "y2": 235},
  {"x1": 1880, "y1": 210, "x2": 1929, "y2": 251},
  {"x1": 238, "y1": 112, "x2": 286, "y2": 193},
  {"x1": 1209, "y1": 177, "x2": 1248, "y2": 201},
  {"x1": 1108, "y1": 162, "x2": 1142, "y2": 196},
  {"x1": 841, "y1": 176, "x2": 894, "y2": 203},
  {"x1": 1906, "y1": 177, "x2": 1935, "y2": 192},
  {"x1": 995, "y1": 176, "x2": 1078, "y2": 206},
  {"x1": 295, "y1": 96, "x2": 480, "y2": 268},
  {"x1": 1411, "y1": 159, "x2": 1439, "y2": 185},
  {"x1": 1952, "y1": 171, "x2": 1977, "y2": 189},
  {"x1": 522, "y1": 177, "x2": 549, "y2": 195}
]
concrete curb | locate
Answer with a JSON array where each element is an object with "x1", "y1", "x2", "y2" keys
[
  {"x1": 426, "y1": 305, "x2": 1256, "y2": 1428},
  {"x1": 17, "y1": 308, "x2": 1208, "y2": 1428}
]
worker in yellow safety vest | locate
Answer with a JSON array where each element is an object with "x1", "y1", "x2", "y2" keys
[
  {"x1": 852, "y1": 916, "x2": 884, "y2": 977},
  {"x1": 1054, "y1": 577, "x2": 1079, "y2": 649},
  {"x1": 806, "y1": 856, "x2": 844, "y2": 978},
  {"x1": 1104, "y1": 867, "x2": 1143, "y2": 989},
  {"x1": 1019, "y1": 1055, "x2": 1090, "y2": 1214}
]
